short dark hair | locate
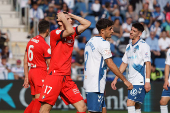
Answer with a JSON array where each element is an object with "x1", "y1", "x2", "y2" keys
[
  {"x1": 38, "y1": 20, "x2": 50, "y2": 33},
  {"x1": 132, "y1": 23, "x2": 144, "y2": 32},
  {"x1": 96, "y1": 18, "x2": 113, "y2": 33}
]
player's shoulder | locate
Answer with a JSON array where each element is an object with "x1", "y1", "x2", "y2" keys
[
  {"x1": 139, "y1": 39, "x2": 149, "y2": 46},
  {"x1": 51, "y1": 29, "x2": 62, "y2": 35}
]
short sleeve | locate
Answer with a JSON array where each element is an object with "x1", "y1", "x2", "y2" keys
[
  {"x1": 43, "y1": 44, "x2": 51, "y2": 59},
  {"x1": 141, "y1": 44, "x2": 151, "y2": 62},
  {"x1": 165, "y1": 49, "x2": 170, "y2": 65},
  {"x1": 50, "y1": 29, "x2": 64, "y2": 41},
  {"x1": 98, "y1": 41, "x2": 112, "y2": 60},
  {"x1": 73, "y1": 27, "x2": 80, "y2": 37},
  {"x1": 122, "y1": 45, "x2": 129, "y2": 64}
]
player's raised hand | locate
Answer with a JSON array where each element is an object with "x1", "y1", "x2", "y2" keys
[
  {"x1": 23, "y1": 78, "x2": 29, "y2": 88},
  {"x1": 56, "y1": 12, "x2": 66, "y2": 22},
  {"x1": 111, "y1": 79, "x2": 117, "y2": 90},
  {"x1": 145, "y1": 82, "x2": 151, "y2": 93},
  {"x1": 124, "y1": 80, "x2": 133, "y2": 90},
  {"x1": 163, "y1": 80, "x2": 169, "y2": 90}
]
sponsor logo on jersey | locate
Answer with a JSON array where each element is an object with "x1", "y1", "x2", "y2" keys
[
  {"x1": 56, "y1": 30, "x2": 62, "y2": 34},
  {"x1": 47, "y1": 48, "x2": 51, "y2": 54},
  {"x1": 130, "y1": 88, "x2": 137, "y2": 96},
  {"x1": 31, "y1": 38, "x2": 39, "y2": 43},
  {"x1": 104, "y1": 50, "x2": 111, "y2": 56},
  {"x1": 73, "y1": 88, "x2": 80, "y2": 94}
]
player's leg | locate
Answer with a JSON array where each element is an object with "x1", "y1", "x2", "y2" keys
[
  {"x1": 127, "y1": 99, "x2": 136, "y2": 113},
  {"x1": 160, "y1": 97, "x2": 170, "y2": 113},
  {"x1": 60, "y1": 76, "x2": 86, "y2": 113},
  {"x1": 160, "y1": 87, "x2": 170, "y2": 113},
  {"x1": 39, "y1": 75, "x2": 64, "y2": 113},
  {"x1": 32, "y1": 70, "x2": 46, "y2": 113},
  {"x1": 73, "y1": 100, "x2": 87, "y2": 113},
  {"x1": 24, "y1": 71, "x2": 35, "y2": 113},
  {"x1": 24, "y1": 95, "x2": 35, "y2": 113},
  {"x1": 135, "y1": 103, "x2": 141, "y2": 113}
]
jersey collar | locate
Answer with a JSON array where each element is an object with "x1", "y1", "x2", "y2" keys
[
  {"x1": 38, "y1": 35, "x2": 45, "y2": 40},
  {"x1": 132, "y1": 39, "x2": 141, "y2": 46}
]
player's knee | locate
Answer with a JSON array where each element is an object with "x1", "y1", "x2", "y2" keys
[
  {"x1": 77, "y1": 103, "x2": 87, "y2": 112},
  {"x1": 160, "y1": 99, "x2": 167, "y2": 105}
]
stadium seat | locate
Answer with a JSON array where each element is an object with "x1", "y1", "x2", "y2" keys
[
  {"x1": 80, "y1": 29, "x2": 92, "y2": 41},
  {"x1": 113, "y1": 57, "x2": 122, "y2": 67},
  {"x1": 88, "y1": 2, "x2": 93, "y2": 15},
  {"x1": 111, "y1": 16, "x2": 123, "y2": 25},
  {"x1": 85, "y1": 16, "x2": 96, "y2": 29},
  {"x1": 78, "y1": 43, "x2": 86, "y2": 49},
  {"x1": 155, "y1": 58, "x2": 165, "y2": 69}
]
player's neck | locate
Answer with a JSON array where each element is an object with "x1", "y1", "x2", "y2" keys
[
  {"x1": 39, "y1": 34, "x2": 46, "y2": 39},
  {"x1": 99, "y1": 34, "x2": 106, "y2": 40},
  {"x1": 132, "y1": 37, "x2": 140, "y2": 45},
  {"x1": 59, "y1": 26, "x2": 65, "y2": 30}
]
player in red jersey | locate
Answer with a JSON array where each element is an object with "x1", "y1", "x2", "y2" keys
[
  {"x1": 23, "y1": 20, "x2": 51, "y2": 113},
  {"x1": 39, "y1": 12, "x2": 91, "y2": 113}
]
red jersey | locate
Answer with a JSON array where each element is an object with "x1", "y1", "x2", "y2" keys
[
  {"x1": 48, "y1": 27, "x2": 79, "y2": 75},
  {"x1": 26, "y1": 35, "x2": 51, "y2": 70}
]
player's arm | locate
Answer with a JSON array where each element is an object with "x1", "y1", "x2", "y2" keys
[
  {"x1": 164, "y1": 64, "x2": 170, "y2": 90},
  {"x1": 23, "y1": 51, "x2": 29, "y2": 88},
  {"x1": 68, "y1": 13, "x2": 91, "y2": 34},
  {"x1": 142, "y1": 44, "x2": 151, "y2": 92},
  {"x1": 105, "y1": 58, "x2": 133, "y2": 90},
  {"x1": 57, "y1": 12, "x2": 75, "y2": 38},
  {"x1": 145, "y1": 61, "x2": 151, "y2": 92},
  {"x1": 114, "y1": 62, "x2": 128, "y2": 81}
]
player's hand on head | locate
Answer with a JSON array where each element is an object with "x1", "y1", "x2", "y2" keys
[
  {"x1": 57, "y1": 12, "x2": 66, "y2": 21},
  {"x1": 111, "y1": 80, "x2": 117, "y2": 90},
  {"x1": 124, "y1": 80, "x2": 133, "y2": 90},
  {"x1": 163, "y1": 81, "x2": 169, "y2": 90},
  {"x1": 144, "y1": 82, "x2": 151, "y2": 93}
]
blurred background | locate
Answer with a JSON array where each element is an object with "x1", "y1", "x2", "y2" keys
[{"x1": 0, "y1": 0, "x2": 170, "y2": 112}]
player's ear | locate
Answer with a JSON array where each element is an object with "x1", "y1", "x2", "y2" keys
[
  {"x1": 100, "y1": 29, "x2": 104, "y2": 34},
  {"x1": 138, "y1": 32, "x2": 142, "y2": 37}
]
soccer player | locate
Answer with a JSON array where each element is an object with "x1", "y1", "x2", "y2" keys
[
  {"x1": 112, "y1": 23, "x2": 151, "y2": 113},
  {"x1": 38, "y1": 12, "x2": 91, "y2": 113},
  {"x1": 23, "y1": 20, "x2": 51, "y2": 113},
  {"x1": 83, "y1": 18, "x2": 133, "y2": 113},
  {"x1": 160, "y1": 49, "x2": 170, "y2": 113}
]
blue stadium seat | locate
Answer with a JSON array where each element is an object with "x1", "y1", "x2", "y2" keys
[
  {"x1": 88, "y1": 2, "x2": 93, "y2": 15},
  {"x1": 111, "y1": 16, "x2": 123, "y2": 25},
  {"x1": 155, "y1": 58, "x2": 165, "y2": 69},
  {"x1": 80, "y1": 29, "x2": 92, "y2": 41},
  {"x1": 78, "y1": 43, "x2": 85, "y2": 49},
  {"x1": 113, "y1": 57, "x2": 122, "y2": 67},
  {"x1": 85, "y1": 16, "x2": 96, "y2": 29}
]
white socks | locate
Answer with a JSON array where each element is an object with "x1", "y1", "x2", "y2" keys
[
  {"x1": 136, "y1": 109, "x2": 141, "y2": 113},
  {"x1": 160, "y1": 105, "x2": 168, "y2": 113},
  {"x1": 128, "y1": 106, "x2": 135, "y2": 113}
]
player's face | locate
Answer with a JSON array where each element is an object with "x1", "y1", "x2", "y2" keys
[
  {"x1": 105, "y1": 26, "x2": 113, "y2": 38},
  {"x1": 130, "y1": 27, "x2": 141, "y2": 40}
]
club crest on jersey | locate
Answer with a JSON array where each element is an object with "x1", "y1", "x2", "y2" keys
[
  {"x1": 42, "y1": 95, "x2": 45, "y2": 99},
  {"x1": 130, "y1": 88, "x2": 137, "y2": 96},
  {"x1": 47, "y1": 48, "x2": 51, "y2": 54}
]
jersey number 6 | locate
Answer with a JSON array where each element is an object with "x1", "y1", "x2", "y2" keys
[{"x1": 28, "y1": 45, "x2": 34, "y2": 61}]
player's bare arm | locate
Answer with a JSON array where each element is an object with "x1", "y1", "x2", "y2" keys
[
  {"x1": 68, "y1": 13, "x2": 91, "y2": 33},
  {"x1": 111, "y1": 62, "x2": 128, "y2": 90},
  {"x1": 23, "y1": 52, "x2": 29, "y2": 88},
  {"x1": 57, "y1": 12, "x2": 75, "y2": 37},
  {"x1": 105, "y1": 58, "x2": 133, "y2": 90},
  {"x1": 163, "y1": 64, "x2": 169, "y2": 90},
  {"x1": 145, "y1": 61, "x2": 151, "y2": 92}
]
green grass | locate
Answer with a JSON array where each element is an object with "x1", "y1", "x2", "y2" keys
[{"x1": 0, "y1": 110, "x2": 160, "y2": 113}]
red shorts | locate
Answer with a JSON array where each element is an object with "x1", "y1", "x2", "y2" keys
[
  {"x1": 28, "y1": 68, "x2": 47, "y2": 95},
  {"x1": 39, "y1": 75, "x2": 83, "y2": 105}
]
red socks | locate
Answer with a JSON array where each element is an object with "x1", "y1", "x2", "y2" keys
[
  {"x1": 24, "y1": 100, "x2": 35, "y2": 113},
  {"x1": 32, "y1": 99, "x2": 41, "y2": 113}
]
